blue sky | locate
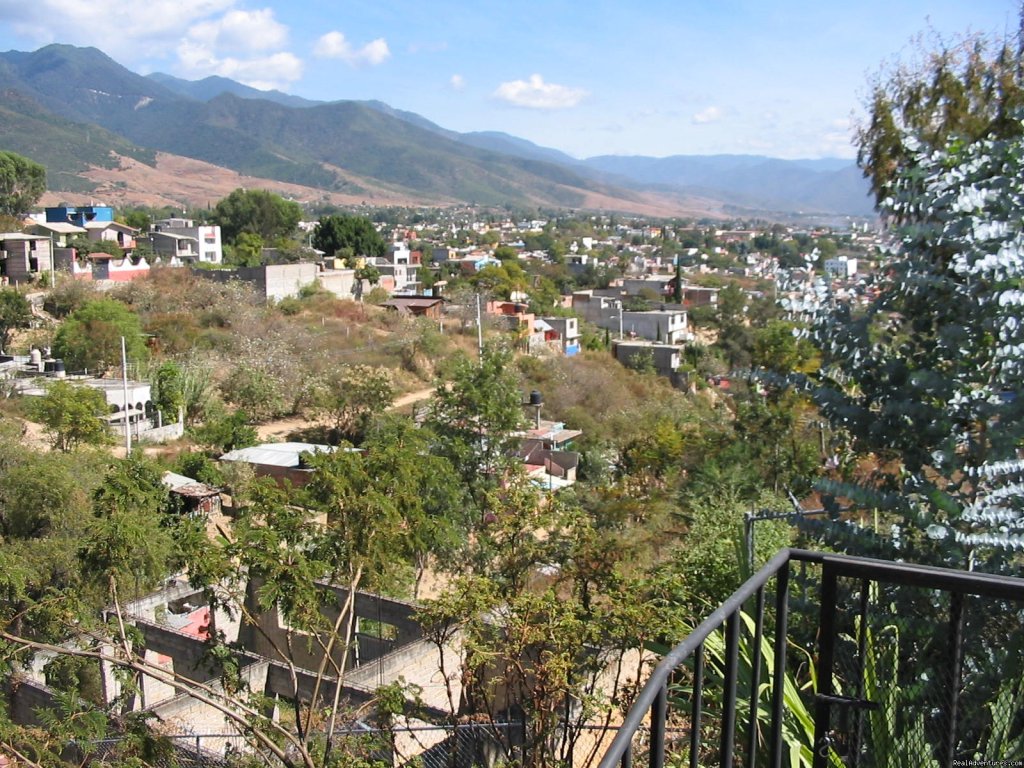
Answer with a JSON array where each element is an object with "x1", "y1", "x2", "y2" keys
[{"x1": 0, "y1": 0, "x2": 1018, "y2": 160}]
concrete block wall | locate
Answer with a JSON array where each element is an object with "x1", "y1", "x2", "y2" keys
[
  {"x1": 149, "y1": 661, "x2": 270, "y2": 754},
  {"x1": 239, "y1": 577, "x2": 422, "y2": 674},
  {"x1": 345, "y1": 637, "x2": 463, "y2": 715},
  {"x1": 192, "y1": 263, "x2": 318, "y2": 301}
]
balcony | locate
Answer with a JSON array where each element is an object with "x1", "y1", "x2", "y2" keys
[{"x1": 599, "y1": 549, "x2": 1024, "y2": 768}]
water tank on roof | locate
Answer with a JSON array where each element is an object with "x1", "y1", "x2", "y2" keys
[
  {"x1": 29, "y1": 348, "x2": 42, "y2": 366},
  {"x1": 529, "y1": 390, "x2": 543, "y2": 407}
]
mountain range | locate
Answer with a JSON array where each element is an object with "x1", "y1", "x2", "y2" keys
[{"x1": 0, "y1": 44, "x2": 875, "y2": 218}]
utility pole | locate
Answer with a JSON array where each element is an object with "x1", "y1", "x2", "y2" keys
[
  {"x1": 121, "y1": 336, "x2": 131, "y2": 455},
  {"x1": 476, "y1": 293, "x2": 484, "y2": 361},
  {"x1": 618, "y1": 302, "x2": 623, "y2": 340}
]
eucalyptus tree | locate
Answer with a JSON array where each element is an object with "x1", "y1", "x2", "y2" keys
[
  {"x1": 856, "y1": 23, "x2": 1024, "y2": 206},
  {"x1": 805, "y1": 119, "x2": 1024, "y2": 571}
]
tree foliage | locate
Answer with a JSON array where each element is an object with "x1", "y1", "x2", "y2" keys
[
  {"x1": 426, "y1": 344, "x2": 527, "y2": 506},
  {"x1": 52, "y1": 298, "x2": 148, "y2": 375},
  {"x1": 0, "y1": 150, "x2": 46, "y2": 217},
  {"x1": 418, "y1": 479, "x2": 664, "y2": 768},
  {"x1": 312, "y1": 214, "x2": 386, "y2": 260},
  {"x1": 211, "y1": 188, "x2": 302, "y2": 244},
  {"x1": 0, "y1": 289, "x2": 31, "y2": 353},
  {"x1": 27, "y1": 380, "x2": 112, "y2": 453},
  {"x1": 151, "y1": 360, "x2": 184, "y2": 423},
  {"x1": 808, "y1": 115, "x2": 1024, "y2": 569},
  {"x1": 314, "y1": 364, "x2": 393, "y2": 443},
  {"x1": 856, "y1": 27, "x2": 1024, "y2": 206}
]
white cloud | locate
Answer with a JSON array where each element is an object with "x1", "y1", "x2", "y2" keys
[
  {"x1": 450, "y1": 74, "x2": 466, "y2": 90},
  {"x1": 185, "y1": 8, "x2": 288, "y2": 54},
  {"x1": 176, "y1": 40, "x2": 303, "y2": 90},
  {"x1": 692, "y1": 106, "x2": 723, "y2": 124},
  {"x1": 0, "y1": 0, "x2": 235, "y2": 61},
  {"x1": 167, "y1": 7, "x2": 303, "y2": 89},
  {"x1": 0, "y1": 1, "x2": 304, "y2": 89},
  {"x1": 313, "y1": 31, "x2": 390, "y2": 66},
  {"x1": 493, "y1": 74, "x2": 586, "y2": 109}
]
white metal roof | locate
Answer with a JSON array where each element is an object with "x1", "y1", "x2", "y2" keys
[
  {"x1": 220, "y1": 442, "x2": 336, "y2": 468},
  {"x1": 32, "y1": 222, "x2": 87, "y2": 235}
]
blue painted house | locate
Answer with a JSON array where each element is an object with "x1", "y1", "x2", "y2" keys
[{"x1": 45, "y1": 205, "x2": 115, "y2": 227}]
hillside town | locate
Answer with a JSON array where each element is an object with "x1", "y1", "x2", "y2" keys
[{"x1": 0, "y1": 9, "x2": 1023, "y2": 768}]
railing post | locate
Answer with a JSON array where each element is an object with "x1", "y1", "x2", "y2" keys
[
  {"x1": 940, "y1": 592, "x2": 965, "y2": 768},
  {"x1": 852, "y1": 578, "x2": 870, "y2": 768},
  {"x1": 690, "y1": 641, "x2": 704, "y2": 768},
  {"x1": 768, "y1": 563, "x2": 789, "y2": 768},
  {"x1": 746, "y1": 585, "x2": 766, "y2": 768},
  {"x1": 720, "y1": 612, "x2": 741, "y2": 768},
  {"x1": 650, "y1": 683, "x2": 667, "y2": 768},
  {"x1": 812, "y1": 566, "x2": 838, "y2": 768}
]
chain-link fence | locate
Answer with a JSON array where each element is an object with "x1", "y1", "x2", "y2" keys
[
  {"x1": 825, "y1": 573, "x2": 1024, "y2": 766},
  {"x1": 82, "y1": 721, "x2": 643, "y2": 768}
]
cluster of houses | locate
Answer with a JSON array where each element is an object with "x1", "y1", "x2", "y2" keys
[
  {"x1": 1, "y1": 203, "x2": 876, "y2": 393},
  {"x1": 0, "y1": 205, "x2": 224, "y2": 285}
]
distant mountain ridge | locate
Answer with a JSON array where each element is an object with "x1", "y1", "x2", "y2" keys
[
  {"x1": 147, "y1": 71, "x2": 321, "y2": 109},
  {"x1": 0, "y1": 44, "x2": 875, "y2": 217}
]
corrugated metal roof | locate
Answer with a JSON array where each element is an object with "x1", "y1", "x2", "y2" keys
[
  {"x1": 162, "y1": 471, "x2": 219, "y2": 498},
  {"x1": 162, "y1": 471, "x2": 195, "y2": 490},
  {"x1": 382, "y1": 297, "x2": 443, "y2": 309},
  {"x1": 220, "y1": 442, "x2": 336, "y2": 467},
  {"x1": 32, "y1": 222, "x2": 87, "y2": 234}
]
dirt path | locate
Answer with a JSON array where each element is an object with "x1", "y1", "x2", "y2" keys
[
  {"x1": 255, "y1": 386, "x2": 435, "y2": 442},
  {"x1": 390, "y1": 386, "x2": 435, "y2": 411}
]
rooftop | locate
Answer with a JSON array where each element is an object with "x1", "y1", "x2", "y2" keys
[{"x1": 220, "y1": 442, "x2": 337, "y2": 468}]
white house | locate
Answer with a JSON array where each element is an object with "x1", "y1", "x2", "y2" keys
[{"x1": 150, "y1": 218, "x2": 223, "y2": 265}]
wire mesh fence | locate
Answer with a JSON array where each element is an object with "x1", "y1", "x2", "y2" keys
[
  {"x1": 81, "y1": 721, "x2": 650, "y2": 768},
  {"x1": 825, "y1": 574, "x2": 1024, "y2": 766}
]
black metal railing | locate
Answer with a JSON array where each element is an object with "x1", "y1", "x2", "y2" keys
[{"x1": 598, "y1": 549, "x2": 1024, "y2": 768}]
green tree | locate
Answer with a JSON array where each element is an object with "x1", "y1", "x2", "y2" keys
[
  {"x1": 526, "y1": 275, "x2": 561, "y2": 316},
  {"x1": 752, "y1": 319, "x2": 815, "y2": 375},
  {"x1": 52, "y1": 298, "x2": 148, "y2": 375},
  {"x1": 0, "y1": 151, "x2": 46, "y2": 216},
  {"x1": 856, "y1": 27, "x2": 1024, "y2": 206},
  {"x1": 27, "y1": 380, "x2": 112, "y2": 452},
  {"x1": 120, "y1": 209, "x2": 152, "y2": 232},
  {"x1": 313, "y1": 214, "x2": 386, "y2": 260},
  {"x1": 211, "y1": 188, "x2": 302, "y2": 244},
  {"x1": 314, "y1": 364, "x2": 394, "y2": 443},
  {"x1": 426, "y1": 344, "x2": 526, "y2": 507},
  {"x1": 353, "y1": 263, "x2": 380, "y2": 301},
  {"x1": 716, "y1": 283, "x2": 747, "y2": 326},
  {"x1": 808, "y1": 113, "x2": 1024, "y2": 569},
  {"x1": 473, "y1": 261, "x2": 528, "y2": 299},
  {"x1": 418, "y1": 480, "x2": 663, "y2": 768},
  {"x1": 324, "y1": 416, "x2": 469, "y2": 596},
  {"x1": 493, "y1": 244, "x2": 518, "y2": 261},
  {"x1": 190, "y1": 408, "x2": 258, "y2": 453},
  {"x1": 219, "y1": 363, "x2": 286, "y2": 421},
  {"x1": 82, "y1": 455, "x2": 173, "y2": 595},
  {"x1": 0, "y1": 288, "x2": 31, "y2": 353},
  {"x1": 227, "y1": 231, "x2": 264, "y2": 267},
  {"x1": 151, "y1": 360, "x2": 184, "y2": 423}
]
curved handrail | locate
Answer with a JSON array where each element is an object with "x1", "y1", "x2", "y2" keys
[{"x1": 596, "y1": 548, "x2": 795, "y2": 768}]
